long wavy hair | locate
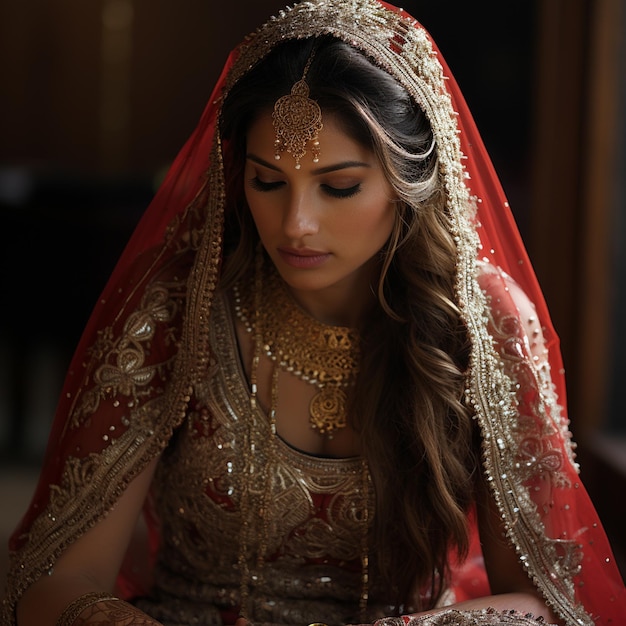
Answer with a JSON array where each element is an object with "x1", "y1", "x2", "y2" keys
[{"x1": 219, "y1": 36, "x2": 476, "y2": 611}]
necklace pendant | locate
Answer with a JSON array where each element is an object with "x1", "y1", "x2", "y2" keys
[
  {"x1": 309, "y1": 386, "x2": 348, "y2": 437},
  {"x1": 236, "y1": 256, "x2": 360, "y2": 439}
]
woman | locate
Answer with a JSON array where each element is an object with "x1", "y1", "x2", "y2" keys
[{"x1": 3, "y1": 1, "x2": 625, "y2": 625}]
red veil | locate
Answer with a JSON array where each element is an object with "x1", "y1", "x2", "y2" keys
[{"x1": 3, "y1": 1, "x2": 625, "y2": 625}]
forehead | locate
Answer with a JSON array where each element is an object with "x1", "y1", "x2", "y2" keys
[{"x1": 246, "y1": 111, "x2": 375, "y2": 167}]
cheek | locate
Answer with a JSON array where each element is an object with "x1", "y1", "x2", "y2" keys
[
  {"x1": 355, "y1": 197, "x2": 396, "y2": 241},
  {"x1": 244, "y1": 187, "x2": 259, "y2": 217},
  {"x1": 245, "y1": 193, "x2": 273, "y2": 234}
]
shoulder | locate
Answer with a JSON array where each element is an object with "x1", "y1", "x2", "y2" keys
[{"x1": 476, "y1": 261, "x2": 548, "y2": 365}]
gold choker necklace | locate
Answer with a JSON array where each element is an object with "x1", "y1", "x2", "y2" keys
[{"x1": 234, "y1": 256, "x2": 360, "y2": 438}]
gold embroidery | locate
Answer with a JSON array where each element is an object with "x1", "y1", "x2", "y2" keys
[
  {"x1": 73, "y1": 282, "x2": 181, "y2": 426},
  {"x1": 485, "y1": 308, "x2": 570, "y2": 488},
  {"x1": 11, "y1": 408, "x2": 165, "y2": 609},
  {"x1": 375, "y1": 608, "x2": 554, "y2": 626},
  {"x1": 145, "y1": 292, "x2": 380, "y2": 625}
]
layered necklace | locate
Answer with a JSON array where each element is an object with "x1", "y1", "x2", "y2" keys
[
  {"x1": 232, "y1": 253, "x2": 370, "y2": 622},
  {"x1": 233, "y1": 253, "x2": 361, "y2": 439}
]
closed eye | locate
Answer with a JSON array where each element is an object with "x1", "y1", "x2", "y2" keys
[
  {"x1": 321, "y1": 183, "x2": 362, "y2": 199},
  {"x1": 249, "y1": 177, "x2": 285, "y2": 192}
]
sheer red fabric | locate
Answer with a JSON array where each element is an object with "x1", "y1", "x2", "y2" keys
[{"x1": 3, "y1": 2, "x2": 625, "y2": 625}]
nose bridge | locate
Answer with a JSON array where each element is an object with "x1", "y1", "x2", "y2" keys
[{"x1": 283, "y1": 185, "x2": 318, "y2": 238}]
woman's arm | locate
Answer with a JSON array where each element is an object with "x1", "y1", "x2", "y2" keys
[
  {"x1": 443, "y1": 472, "x2": 563, "y2": 623},
  {"x1": 16, "y1": 457, "x2": 161, "y2": 626},
  {"x1": 373, "y1": 483, "x2": 563, "y2": 625},
  {"x1": 373, "y1": 273, "x2": 565, "y2": 626}
]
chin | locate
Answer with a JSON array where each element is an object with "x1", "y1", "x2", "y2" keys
[{"x1": 276, "y1": 270, "x2": 333, "y2": 293}]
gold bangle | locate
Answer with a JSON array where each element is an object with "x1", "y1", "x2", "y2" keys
[
  {"x1": 56, "y1": 591, "x2": 120, "y2": 626},
  {"x1": 374, "y1": 609, "x2": 549, "y2": 626}
]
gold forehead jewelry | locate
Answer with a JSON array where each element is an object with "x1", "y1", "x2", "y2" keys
[{"x1": 272, "y1": 47, "x2": 323, "y2": 169}]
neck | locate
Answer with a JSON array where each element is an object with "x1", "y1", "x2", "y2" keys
[{"x1": 287, "y1": 260, "x2": 380, "y2": 329}]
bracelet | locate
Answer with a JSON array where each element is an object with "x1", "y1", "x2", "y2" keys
[
  {"x1": 56, "y1": 591, "x2": 121, "y2": 626},
  {"x1": 374, "y1": 608, "x2": 549, "y2": 626}
]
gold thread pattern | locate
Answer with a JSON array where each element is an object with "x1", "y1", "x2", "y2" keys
[
  {"x1": 73, "y1": 280, "x2": 182, "y2": 426},
  {"x1": 374, "y1": 608, "x2": 552, "y2": 626}
]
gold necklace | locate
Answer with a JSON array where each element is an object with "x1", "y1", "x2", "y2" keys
[
  {"x1": 233, "y1": 254, "x2": 370, "y2": 622},
  {"x1": 234, "y1": 255, "x2": 361, "y2": 438}
]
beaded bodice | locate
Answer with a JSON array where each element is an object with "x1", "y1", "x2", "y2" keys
[{"x1": 141, "y1": 291, "x2": 380, "y2": 626}]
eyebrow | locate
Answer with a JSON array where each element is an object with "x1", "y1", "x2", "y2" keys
[{"x1": 246, "y1": 153, "x2": 371, "y2": 175}]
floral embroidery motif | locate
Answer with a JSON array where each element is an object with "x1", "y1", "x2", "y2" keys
[
  {"x1": 483, "y1": 281, "x2": 572, "y2": 490},
  {"x1": 72, "y1": 283, "x2": 180, "y2": 426},
  {"x1": 476, "y1": 265, "x2": 587, "y2": 621}
]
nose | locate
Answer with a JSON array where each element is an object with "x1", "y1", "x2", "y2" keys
[{"x1": 282, "y1": 190, "x2": 319, "y2": 240}]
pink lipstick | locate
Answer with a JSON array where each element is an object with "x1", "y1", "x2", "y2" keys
[{"x1": 277, "y1": 247, "x2": 331, "y2": 269}]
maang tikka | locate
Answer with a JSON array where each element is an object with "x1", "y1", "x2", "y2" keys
[{"x1": 272, "y1": 46, "x2": 323, "y2": 169}]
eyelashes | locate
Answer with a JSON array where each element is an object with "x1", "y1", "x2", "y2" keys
[
  {"x1": 321, "y1": 183, "x2": 362, "y2": 199},
  {"x1": 249, "y1": 177, "x2": 362, "y2": 199},
  {"x1": 248, "y1": 177, "x2": 283, "y2": 193}
]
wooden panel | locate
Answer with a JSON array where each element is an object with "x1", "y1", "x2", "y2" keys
[
  {"x1": 0, "y1": 0, "x2": 101, "y2": 170},
  {"x1": 529, "y1": 0, "x2": 588, "y2": 414},
  {"x1": 530, "y1": 0, "x2": 623, "y2": 438},
  {"x1": 577, "y1": 0, "x2": 623, "y2": 435}
]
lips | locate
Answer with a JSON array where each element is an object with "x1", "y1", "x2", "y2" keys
[{"x1": 277, "y1": 247, "x2": 331, "y2": 268}]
